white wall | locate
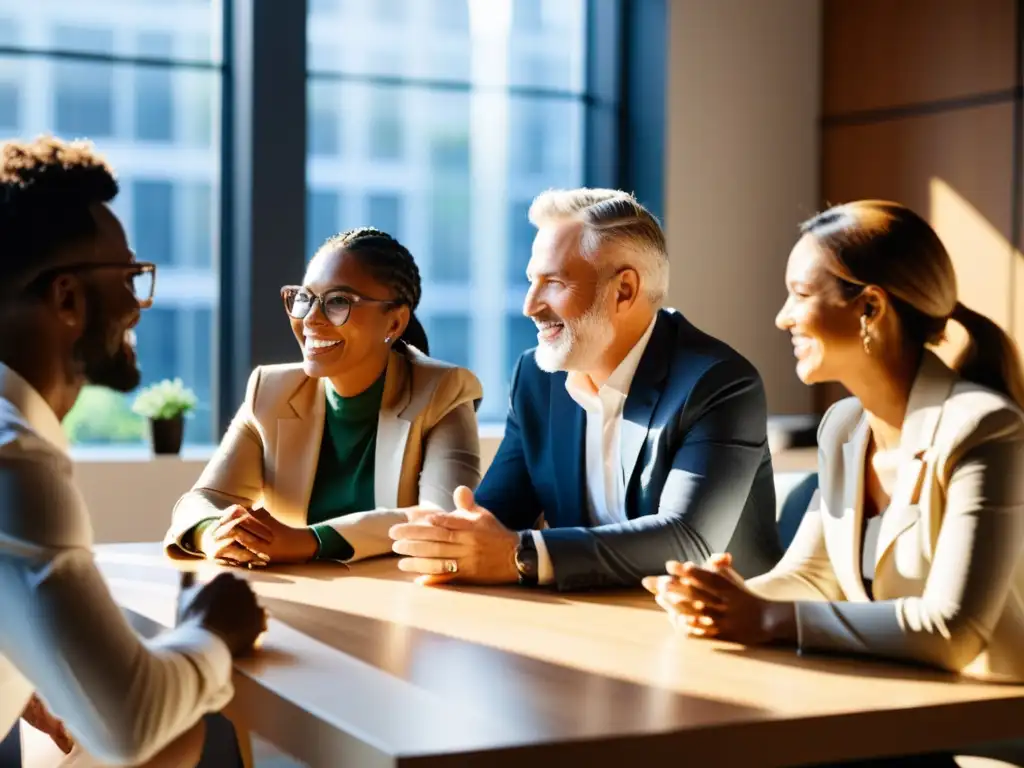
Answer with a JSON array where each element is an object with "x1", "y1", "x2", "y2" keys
[{"x1": 664, "y1": 0, "x2": 822, "y2": 414}]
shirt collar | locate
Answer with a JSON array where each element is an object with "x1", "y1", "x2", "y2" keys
[
  {"x1": 565, "y1": 315, "x2": 658, "y2": 405},
  {"x1": 0, "y1": 363, "x2": 69, "y2": 453}
]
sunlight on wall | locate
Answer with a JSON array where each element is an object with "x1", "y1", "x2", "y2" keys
[{"x1": 928, "y1": 177, "x2": 1014, "y2": 363}]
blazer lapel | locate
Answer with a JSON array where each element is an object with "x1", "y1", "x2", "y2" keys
[
  {"x1": 621, "y1": 314, "x2": 671, "y2": 500},
  {"x1": 874, "y1": 351, "x2": 955, "y2": 573},
  {"x1": 273, "y1": 376, "x2": 326, "y2": 526},
  {"x1": 374, "y1": 350, "x2": 412, "y2": 510},
  {"x1": 551, "y1": 375, "x2": 587, "y2": 527},
  {"x1": 830, "y1": 415, "x2": 871, "y2": 602}
]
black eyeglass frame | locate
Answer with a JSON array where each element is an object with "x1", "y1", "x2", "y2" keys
[{"x1": 280, "y1": 284, "x2": 402, "y2": 327}]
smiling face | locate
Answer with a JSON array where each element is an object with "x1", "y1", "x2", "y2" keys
[
  {"x1": 287, "y1": 246, "x2": 408, "y2": 383},
  {"x1": 775, "y1": 234, "x2": 865, "y2": 385},
  {"x1": 63, "y1": 203, "x2": 144, "y2": 392},
  {"x1": 522, "y1": 218, "x2": 616, "y2": 373}
]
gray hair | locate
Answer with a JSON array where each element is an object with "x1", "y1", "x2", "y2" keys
[{"x1": 527, "y1": 187, "x2": 670, "y2": 305}]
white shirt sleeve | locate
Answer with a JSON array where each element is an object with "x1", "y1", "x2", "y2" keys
[
  {"x1": 531, "y1": 529, "x2": 555, "y2": 586},
  {"x1": 0, "y1": 453, "x2": 234, "y2": 766}
]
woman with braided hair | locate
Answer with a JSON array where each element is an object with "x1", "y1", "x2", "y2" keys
[{"x1": 164, "y1": 227, "x2": 483, "y2": 567}]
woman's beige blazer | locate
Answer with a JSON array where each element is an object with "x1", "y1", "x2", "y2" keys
[
  {"x1": 163, "y1": 347, "x2": 483, "y2": 562},
  {"x1": 750, "y1": 352, "x2": 1024, "y2": 682}
]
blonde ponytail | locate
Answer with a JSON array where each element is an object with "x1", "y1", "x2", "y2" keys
[{"x1": 949, "y1": 302, "x2": 1024, "y2": 411}]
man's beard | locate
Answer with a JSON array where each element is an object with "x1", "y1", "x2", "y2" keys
[
  {"x1": 72, "y1": 286, "x2": 140, "y2": 393},
  {"x1": 534, "y1": 291, "x2": 615, "y2": 374}
]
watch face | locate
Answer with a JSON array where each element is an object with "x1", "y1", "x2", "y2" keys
[{"x1": 516, "y1": 548, "x2": 538, "y2": 578}]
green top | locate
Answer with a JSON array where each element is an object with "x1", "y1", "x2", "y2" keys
[
  {"x1": 189, "y1": 373, "x2": 384, "y2": 562},
  {"x1": 304, "y1": 373, "x2": 385, "y2": 560}
]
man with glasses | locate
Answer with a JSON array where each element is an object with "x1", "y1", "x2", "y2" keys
[{"x1": 0, "y1": 136, "x2": 265, "y2": 766}]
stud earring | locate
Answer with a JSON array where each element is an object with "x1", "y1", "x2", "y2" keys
[
  {"x1": 860, "y1": 315, "x2": 872, "y2": 354},
  {"x1": 384, "y1": 335, "x2": 392, "y2": 344}
]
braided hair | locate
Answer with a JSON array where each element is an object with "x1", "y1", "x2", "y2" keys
[
  {"x1": 317, "y1": 227, "x2": 429, "y2": 355},
  {"x1": 0, "y1": 136, "x2": 118, "y2": 289}
]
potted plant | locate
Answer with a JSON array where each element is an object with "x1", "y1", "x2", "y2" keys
[{"x1": 131, "y1": 378, "x2": 198, "y2": 456}]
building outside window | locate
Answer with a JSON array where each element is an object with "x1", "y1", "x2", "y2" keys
[
  {"x1": 0, "y1": 1, "x2": 222, "y2": 447},
  {"x1": 306, "y1": 0, "x2": 586, "y2": 421}
]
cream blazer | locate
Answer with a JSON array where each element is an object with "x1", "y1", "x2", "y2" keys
[
  {"x1": 749, "y1": 352, "x2": 1024, "y2": 682},
  {"x1": 164, "y1": 348, "x2": 483, "y2": 562}
]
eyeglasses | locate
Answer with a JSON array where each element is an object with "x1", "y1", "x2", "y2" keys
[
  {"x1": 27, "y1": 261, "x2": 157, "y2": 309},
  {"x1": 281, "y1": 285, "x2": 399, "y2": 327}
]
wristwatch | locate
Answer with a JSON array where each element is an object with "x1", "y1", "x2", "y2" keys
[{"x1": 514, "y1": 530, "x2": 539, "y2": 586}]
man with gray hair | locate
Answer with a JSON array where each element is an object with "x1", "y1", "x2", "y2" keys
[{"x1": 389, "y1": 188, "x2": 782, "y2": 590}]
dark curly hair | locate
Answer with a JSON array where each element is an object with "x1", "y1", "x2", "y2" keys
[
  {"x1": 317, "y1": 227, "x2": 429, "y2": 354},
  {"x1": 0, "y1": 136, "x2": 118, "y2": 287}
]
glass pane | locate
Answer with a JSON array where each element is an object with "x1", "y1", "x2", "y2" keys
[
  {"x1": 306, "y1": 189, "x2": 341, "y2": 258},
  {"x1": 367, "y1": 193, "x2": 404, "y2": 241},
  {"x1": 6, "y1": 2, "x2": 223, "y2": 63},
  {"x1": 306, "y1": 78, "x2": 584, "y2": 422},
  {"x1": 309, "y1": 81, "x2": 342, "y2": 157},
  {"x1": 0, "y1": 54, "x2": 220, "y2": 446},
  {"x1": 424, "y1": 315, "x2": 471, "y2": 369},
  {"x1": 306, "y1": 0, "x2": 586, "y2": 93}
]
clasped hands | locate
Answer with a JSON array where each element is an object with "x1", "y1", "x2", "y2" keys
[
  {"x1": 199, "y1": 505, "x2": 318, "y2": 567},
  {"x1": 642, "y1": 553, "x2": 795, "y2": 646},
  {"x1": 388, "y1": 486, "x2": 521, "y2": 585},
  {"x1": 21, "y1": 694, "x2": 74, "y2": 755}
]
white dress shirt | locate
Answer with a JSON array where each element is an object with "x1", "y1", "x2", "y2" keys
[
  {"x1": 0, "y1": 364, "x2": 234, "y2": 765},
  {"x1": 531, "y1": 318, "x2": 658, "y2": 584}
]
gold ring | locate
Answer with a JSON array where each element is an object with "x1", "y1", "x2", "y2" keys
[{"x1": 444, "y1": 560, "x2": 458, "y2": 574}]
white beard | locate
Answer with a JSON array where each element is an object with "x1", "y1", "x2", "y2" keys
[{"x1": 534, "y1": 298, "x2": 616, "y2": 373}]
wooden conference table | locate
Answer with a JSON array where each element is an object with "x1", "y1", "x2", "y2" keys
[{"x1": 95, "y1": 543, "x2": 1024, "y2": 768}]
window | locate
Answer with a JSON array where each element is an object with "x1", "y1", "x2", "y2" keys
[
  {"x1": 429, "y1": 187, "x2": 471, "y2": 282},
  {"x1": 433, "y1": 0, "x2": 469, "y2": 31},
  {"x1": 132, "y1": 180, "x2": 174, "y2": 266},
  {"x1": 307, "y1": 189, "x2": 341, "y2": 256},
  {"x1": 0, "y1": 20, "x2": 17, "y2": 130},
  {"x1": 513, "y1": 0, "x2": 545, "y2": 32},
  {"x1": 309, "y1": 81, "x2": 341, "y2": 156},
  {"x1": 367, "y1": 193, "x2": 403, "y2": 240},
  {"x1": 135, "y1": 32, "x2": 174, "y2": 142},
  {"x1": 425, "y1": 315, "x2": 471, "y2": 369},
  {"x1": 0, "y1": 1, "x2": 636, "y2": 446},
  {"x1": 430, "y1": 132, "x2": 470, "y2": 173},
  {"x1": 182, "y1": 181, "x2": 214, "y2": 268},
  {"x1": 307, "y1": 0, "x2": 588, "y2": 424},
  {"x1": 373, "y1": 0, "x2": 408, "y2": 24},
  {"x1": 368, "y1": 88, "x2": 404, "y2": 161},
  {"x1": 0, "y1": 81, "x2": 17, "y2": 131},
  {"x1": 310, "y1": 107, "x2": 340, "y2": 156},
  {"x1": 53, "y1": 60, "x2": 115, "y2": 137},
  {"x1": 0, "y1": 3, "x2": 225, "y2": 447},
  {"x1": 52, "y1": 26, "x2": 115, "y2": 137},
  {"x1": 137, "y1": 307, "x2": 179, "y2": 385},
  {"x1": 508, "y1": 201, "x2": 533, "y2": 282}
]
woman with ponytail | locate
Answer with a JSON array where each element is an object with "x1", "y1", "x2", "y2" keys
[
  {"x1": 647, "y1": 201, "x2": 1024, "y2": 693},
  {"x1": 164, "y1": 227, "x2": 483, "y2": 567}
]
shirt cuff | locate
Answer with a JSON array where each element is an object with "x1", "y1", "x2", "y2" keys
[
  {"x1": 532, "y1": 530, "x2": 555, "y2": 586},
  {"x1": 310, "y1": 523, "x2": 355, "y2": 562},
  {"x1": 150, "y1": 622, "x2": 234, "y2": 709},
  {"x1": 181, "y1": 518, "x2": 219, "y2": 556}
]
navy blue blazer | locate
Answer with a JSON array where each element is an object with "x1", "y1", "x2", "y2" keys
[{"x1": 476, "y1": 308, "x2": 782, "y2": 590}]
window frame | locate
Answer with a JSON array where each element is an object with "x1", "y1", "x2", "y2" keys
[{"x1": 218, "y1": 0, "x2": 668, "y2": 435}]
